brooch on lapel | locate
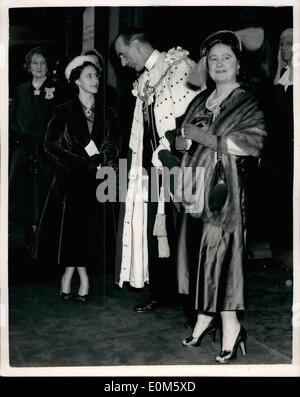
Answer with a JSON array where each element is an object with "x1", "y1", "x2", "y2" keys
[{"x1": 44, "y1": 87, "x2": 55, "y2": 99}]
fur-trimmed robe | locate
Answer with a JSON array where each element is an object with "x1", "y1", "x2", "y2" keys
[
  {"x1": 176, "y1": 87, "x2": 267, "y2": 311},
  {"x1": 115, "y1": 48, "x2": 200, "y2": 288}
]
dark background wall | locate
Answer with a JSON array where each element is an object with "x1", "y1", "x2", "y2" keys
[
  {"x1": 9, "y1": 6, "x2": 293, "y2": 93},
  {"x1": 9, "y1": 7, "x2": 85, "y2": 95}
]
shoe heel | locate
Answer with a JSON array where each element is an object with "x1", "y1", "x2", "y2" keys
[
  {"x1": 210, "y1": 328, "x2": 217, "y2": 343},
  {"x1": 76, "y1": 295, "x2": 88, "y2": 303},
  {"x1": 60, "y1": 291, "x2": 72, "y2": 302},
  {"x1": 216, "y1": 325, "x2": 247, "y2": 363},
  {"x1": 239, "y1": 340, "x2": 247, "y2": 356}
]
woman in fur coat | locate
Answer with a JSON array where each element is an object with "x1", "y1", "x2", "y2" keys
[
  {"x1": 33, "y1": 55, "x2": 121, "y2": 302},
  {"x1": 161, "y1": 31, "x2": 266, "y2": 363}
]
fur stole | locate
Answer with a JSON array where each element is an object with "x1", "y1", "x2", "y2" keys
[{"x1": 178, "y1": 88, "x2": 267, "y2": 233}]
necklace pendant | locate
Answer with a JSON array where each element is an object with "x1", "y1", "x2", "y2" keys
[
  {"x1": 34, "y1": 90, "x2": 40, "y2": 96},
  {"x1": 85, "y1": 108, "x2": 92, "y2": 117}
]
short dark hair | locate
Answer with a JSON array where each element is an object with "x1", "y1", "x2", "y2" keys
[
  {"x1": 23, "y1": 47, "x2": 50, "y2": 72},
  {"x1": 69, "y1": 61, "x2": 101, "y2": 89},
  {"x1": 116, "y1": 27, "x2": 152, "y2": 46}
]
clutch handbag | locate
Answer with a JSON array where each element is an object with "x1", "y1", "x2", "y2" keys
[{"x1": 208, "y1": 136, "x2": 228, "y2": 212}]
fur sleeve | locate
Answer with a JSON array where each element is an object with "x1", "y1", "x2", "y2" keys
[
  {"x1": 225, "y1": 98, "x2": 267, "y2": 157},
  {"x1": 211, "y1": 91, "x2": 267, "y2": 157}
]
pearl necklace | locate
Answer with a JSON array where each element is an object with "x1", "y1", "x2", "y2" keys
[{"x1": 206, "y1": 83, "x2": 240, "y2": 120}]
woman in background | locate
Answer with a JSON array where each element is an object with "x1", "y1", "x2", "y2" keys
[{"x1": 10, "y1": 47, "x2": 61, "y2": 250}]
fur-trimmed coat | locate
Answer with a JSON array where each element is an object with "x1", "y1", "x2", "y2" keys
[
  {"x1": 179, "y1": 87, "x2": 266, "y2": 232},
  {"x1": 168, "y1": 87, "x2": 267, "y2": 306},
  {"x1": 32, "y1": 97, "x2": 122, "y2": 267}
]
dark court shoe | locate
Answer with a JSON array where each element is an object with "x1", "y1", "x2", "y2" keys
[
  {"x1": 182, "y1": 318, "x2": 218, "y2": 347},
  {"x1": 133, "y1": 300, "x2": 158, "y2": 313},
  {"x1": 60, "y1": 292, "x2": 72, "y2": 302},
  {"x1": 215, "y1": 326, "x2": 247, "y2": 363},
  {"x1": 76, "y1": 295, "x2": 88, "y2": 304}
]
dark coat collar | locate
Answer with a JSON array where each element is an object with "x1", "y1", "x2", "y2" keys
[
  {"x1": 20, "y1": 77, "x2": 56, "y2": 90},
  {"x1": 64, "y1": 95, "x2": 103, "y2": 148}
]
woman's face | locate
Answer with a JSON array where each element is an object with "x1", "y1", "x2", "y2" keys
[
  {"x1": 75, "y1": 65, "x2": 100, "y2": 94},
  {"x1": 207, "y1": 43, "x2": 239, "y2": 86},
  {"x1": 30, "y1": 54, "x2": 48, "y2": 79}
]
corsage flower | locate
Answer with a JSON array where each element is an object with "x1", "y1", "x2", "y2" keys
[
  {"x1": 45, "y1": 87, "x2": 55, "y2": 99},
  {"x1": 165, "y1": 47, "x2": 189, "y2": 66}
]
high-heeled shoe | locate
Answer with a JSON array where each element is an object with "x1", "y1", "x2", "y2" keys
[
  {"x1": 76, "y1": 294, "x2": 88, "y2": 303},
  {"x1": 215, "y1": 326, "x2": 247, "y2": 363},
  {"x1": 60, "y1": 291, "x2": 72, "y2": 302},
  {"x1": 59, "y1": 283, "x2": 72, "y2": 302},
  {"x1": 182, "y1": 318, "x2": 218, "y2": 347}
]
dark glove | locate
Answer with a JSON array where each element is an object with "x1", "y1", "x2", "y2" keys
[
  {"x1": 165, "y1": 128, "x2": 180, "y2": 145},
  {"x1": 158, "y1": 149, "x2": 180, "y2": 170},
  {"x1": 72, "y1": 153, "x2": 103, "y2": 171},
  {"x1": 85, "y1": 154, "x2": 103, "y2": 171},
  {"x1": 175, "y1": 135, "x2": 189, "y2": 152}
]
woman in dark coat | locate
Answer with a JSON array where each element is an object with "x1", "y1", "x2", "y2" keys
[
  {"x1": 33, "y1": 55, "x2": 121, "y2": 302},
  {"x1": 9, "y1": 47, "x2": 61, "y2": 248},
  {"x1": 172, "y1": 31, "x2": 266, "y2": 363}
]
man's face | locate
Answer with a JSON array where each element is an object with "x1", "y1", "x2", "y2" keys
[
  {"x1": 115, "y1": 36, "x2": 145, "y2": 72},
  {"x1": 280, "y1": 33, "x2": 293, "y2": 64}
]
